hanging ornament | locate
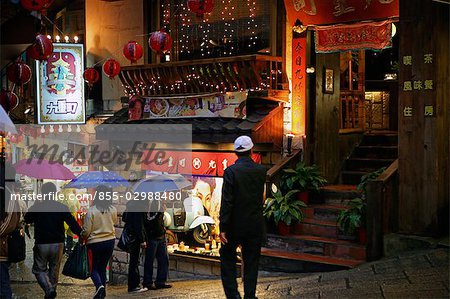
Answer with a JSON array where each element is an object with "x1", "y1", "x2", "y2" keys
[
  {"x1": 7, "y1": 61, "x2": 32, "y2": 85},
  {"x1": 102, "y1": 59, "x2": 121, "y2": 79},
  {"x1": 187, "y1": 0, "x2": 214, "y2": 17},
  {"x1": 83, "y1": 68, "x2": 100, "y2": 86},
  {"x1": 27, "y1": 34, "x2": 54, "y2": 61},
  {"x1": 0, "y1": 90, "x2": 19, "y2": 114},
  {"x1": 20, "y1": 0, "x2": 54, "y2": 11},
  {"x1": 123, "y1": 41, "x2": 143, "y2": 64},
  {"x1": 149, "y1": 30, "x2": 173, "y2": 54}
]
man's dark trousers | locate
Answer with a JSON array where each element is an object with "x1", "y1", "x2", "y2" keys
[{"x1": 220, "y1": 236, "x2": 261, "y2": 299}]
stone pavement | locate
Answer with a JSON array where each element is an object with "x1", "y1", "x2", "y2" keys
[{"x1": 10, "y1": 248, "x2": 449, "y2": 299}]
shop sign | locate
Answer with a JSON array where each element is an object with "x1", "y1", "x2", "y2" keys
[
  {"x1": 141, "y1": 91, "x2": 247, "y2": 119},
  {"x1": 315, "y1": 20, "x2": 393, "y2": 53},
  {"x1": 36, "y1": 43, "x2": 85, "y2": 124},
  {"x1": 285, "y1": 0, "x2": 399, "y2": 26}
]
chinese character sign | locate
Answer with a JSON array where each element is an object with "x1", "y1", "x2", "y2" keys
[{"x1": 36, "y1": 43, "x2": 85, "y2": 124}]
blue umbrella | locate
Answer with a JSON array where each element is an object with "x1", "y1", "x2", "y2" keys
[
  {"x1": 65, "y1": 171, "x2": 130, "y2": 189},
  {"x1": 133, "y1": 174, "x2": 191, "y2": 193}
]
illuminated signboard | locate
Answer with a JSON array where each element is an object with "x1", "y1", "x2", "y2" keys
[{"x1": 36, "y1": 43, "x2": 85, "y2": 124}]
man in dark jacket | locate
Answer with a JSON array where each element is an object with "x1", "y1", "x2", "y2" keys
[
  {"x1": 142, "y1": 200, "x2": 171, "y2": 290},
  {"x1": 24, "y1": 182, "x2": 82, "y2": 299},
  {"x1": 219, "y1": 136, "x2": 267, "y2": 299}
]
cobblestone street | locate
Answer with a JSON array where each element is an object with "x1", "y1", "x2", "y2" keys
[{"x1": 9, "y1": 247, "x2": 449, "y2": 299}]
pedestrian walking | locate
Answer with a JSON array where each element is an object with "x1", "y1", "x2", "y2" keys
[
  {"x1": 82, "y1": 185, "x2": 118, "y2": 299},
  {"x1": 0, "y1": 174, "x2": 21, "y2": 299},
  {"x1": 219, "y1": 136, "x2": 267, "y2": 299},
  {"x1": 142, "y1": 200, "x2": 171, "y2": 290},
  {"x1": 24, "y1": 182, "x2": 82, "y2": 299},
  {"x1": 121, "y1": 200, "x2": 147, "y2": 293}
]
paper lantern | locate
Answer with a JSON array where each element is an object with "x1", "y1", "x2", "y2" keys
[
  {"x1": 27, "y1": 34, "x2": 54, "y2": 61},
  {"x1": 0, "y1": 90, "x2": 19, "y2": 113},
  {"x1": 123, "y1": 41, "x2": 143, "y2": 63},
  {"x1": 83, "y1": 68, "x2": 100, "y2": 86},
  {"x1": 103, "y1": 59, "x2": 121, "y2": 79},
  {"x1": 20, "y1": 0, "x2": 53, "y2": 11},
  {"x1": 187, "y1": 0, "x2": 214, "y2": 17},
  {"x1": 148, "y1": 30, "x2": 173, "y2": 53},
  {"x1": 7, "y1": 62, "x2": 32, "y2": 85}
]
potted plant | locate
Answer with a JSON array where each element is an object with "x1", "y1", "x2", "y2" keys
[
  {"x1": 336, "y1": 197, "x2": 365, "y2": 242},
  {"x1": 337, "y1": 167, "x2": 386, "y2": 243},
  {"x1": 263, "y1": 184, "x2": 306, "y2": 236},
  {"x1": 281, "y1": 162, "x2": 327, "y2": 203}
]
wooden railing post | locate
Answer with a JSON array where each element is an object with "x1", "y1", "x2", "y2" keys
[{"x1": 366, "y1": 180, "x2": 384, "y2": 261}]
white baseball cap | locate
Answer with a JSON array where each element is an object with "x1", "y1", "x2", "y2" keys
[{"x1": 234, "y1": 136, "x2": 254, "y2": 152}]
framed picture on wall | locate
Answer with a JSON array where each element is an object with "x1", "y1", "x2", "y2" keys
[{"x1": 323, "y1": 68, "x2": 334, "y2": 94}]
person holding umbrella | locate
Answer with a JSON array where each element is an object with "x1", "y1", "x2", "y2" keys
[{"x1": 82, "y1": 185, "x2": 118, "y2": 299}]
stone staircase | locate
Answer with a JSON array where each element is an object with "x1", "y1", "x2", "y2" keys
[
  {"x1": 260, "y1": 132, "x2": 398, "y2": 272},
  {"x1": 341, "y1": 132, "x2": 398, "y2": 185},
  {"x1": 260, "y1": 186, "x2": 365, "y2": 272}
]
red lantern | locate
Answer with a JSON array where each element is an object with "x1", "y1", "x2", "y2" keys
[
  {"x1": 102, "y1": 59, "x2": 121, "y2": 79},
  {"x1": 123, "y1": 41, "x2": 143, "y2": 64},
  {"x1": 27, "y1": 34, "x2": 54, "y2": 61},
  {"x1": 0, "y1": 90, "x2": 19, "y2": 113},
  {"x1": 148, "y1": 30, "x2": 173, "y2": 53},
  {"x1": 83, "y1": 68, "x2": 100, "y2": 86},
  {"x1": 187, "y1": 0, "x2": 214, "y2": 17},
  {"x1": 20, "y1": 0, "x2": 53, "y2": 11},
  {"x1": 7, "y1": 62, "x2": 32, "y2": 85}
]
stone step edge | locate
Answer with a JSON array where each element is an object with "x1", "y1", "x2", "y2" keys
[
  {"x1": 261, "y1": 247, "x2": 364, "y2": 268},
  {"x1": 266, "y1": 233, "x2": 364, "y2": 248}
]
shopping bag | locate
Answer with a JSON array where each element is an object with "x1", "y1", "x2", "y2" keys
[
  {"x1": 62, "y1": 243, "x2": 90, "y2": 280},
  {"x1": 117, "y1": 226, "x2": 138, "y2": 253},
  {"x1": 8, "y1": 228, "x2": 26, "y2": 263}
]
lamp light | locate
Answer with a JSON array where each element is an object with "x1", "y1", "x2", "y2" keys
[
  {"x1": 74, "y1": 36, "x2": 79, "y2": 43},
  {"x1": 293, "y1": 19, "x2": 306, "y2": 34},
  {"x1": 64, "y1": 35, "x2": 69, "y2": 43},
  {"x1": 55, "y1": 35, "x2": 61, "y2": 42}
]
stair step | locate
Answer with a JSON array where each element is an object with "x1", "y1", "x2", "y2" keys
[
  {"x1": 260, "y1": 248, "x2": 364, "y2": 271},
  {"x1": 341, "y1": 170, "x2": 369, "y2": 185},
  {"x1": 303, "y1": 204, "x2": 347, "y2": 221},
  {"x1": 318, "y1": 185, "x2": 361, "y2": 204},
  {"x1": 266, "y1": 234, "x2": 366, "y2": 260},
  {"x1": 345, "y1": 158, "x2": 395, "y2": 172},
  {"x1": 354, "y1": 145, "x2": 398, "y2": 159},
  {"x1": 293, "y1": 218, "x2": 338, "y2": 238},
  {"x1": 360, "y1": 134, "x2": 398, "y2": 146}
]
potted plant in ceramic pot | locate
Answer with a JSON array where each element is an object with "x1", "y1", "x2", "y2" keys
[
  {"x1": 281, "y1": 162, "x2": 327, "y2": 203},
  {"x1": 263, "y1": 184, "x2": 306, "y2": 236}
]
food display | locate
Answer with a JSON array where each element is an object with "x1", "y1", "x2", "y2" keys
[{"x1": 148, "y1": 99, "x2": 169, "y2": 117}]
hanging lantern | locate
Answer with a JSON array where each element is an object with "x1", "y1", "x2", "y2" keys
[
  {"x1": 83, "y1": 68, "x2": 100, "y2": 86},
  {"x1": 27, "y1": 34, "x2": 54, "y2": 61},
  {"x1": 123, "y1": 41, "x2": 143, "y2": 64},
  {"x1": 0, "y1": 90, "x2": 19, "y2": 114},
  {"x1": 20, "y1": 0, "x2": 53, "y2": 11},
  {"x1": 187, "y1": 0, "x2": 214, "y2": 17},
  {"x1": 148, "y1": 30, "x2": 173, "y2": 54},
  {"x1": 102, "y1": 59, "x2": 121, "y2": 79},
  {"x1": 7, "y1": 61, "x2": 32, "y2": 85}
]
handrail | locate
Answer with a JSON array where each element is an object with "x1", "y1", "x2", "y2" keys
[
  {"x1": 375, "y1": 159, "x2": 398, "y2": 182},
  {"x1": 266, "y1": 149, "x2": 302, "y2": 181}
]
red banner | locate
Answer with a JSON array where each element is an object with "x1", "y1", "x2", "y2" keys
[
  {"x1": 291, "y1": 33, "x2": 307, "y2": 135},
  {"x1": 141, "y1": 151, "x2": 261, "y2": 177},
  {"x1": 315, "y1": 20, "x2": 392, "y2": 53},
  {"x1": 284, "y1": 0, "x2": 399, "y2": 26}
]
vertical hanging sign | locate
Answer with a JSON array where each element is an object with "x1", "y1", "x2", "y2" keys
[
  {"x1": 291, "y1": 33, "x2": 307, "y2": 135},
  {"x1": 36, "y1": 43, "x2": 85, "y2": 124}
]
